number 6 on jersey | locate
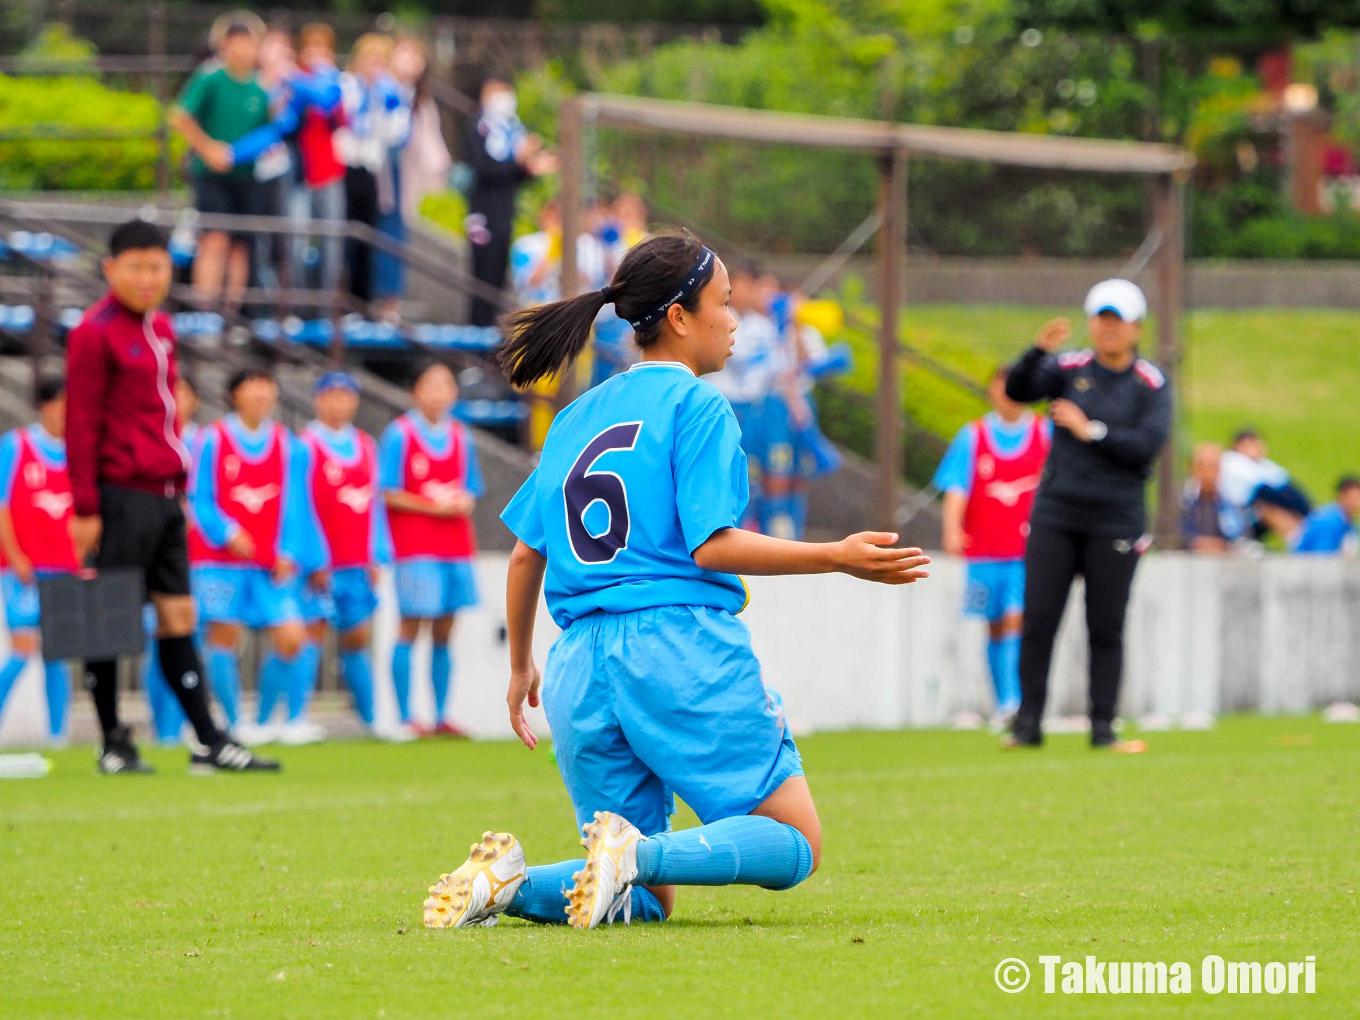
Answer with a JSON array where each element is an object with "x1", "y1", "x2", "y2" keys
[{"x1": 564, "y1": 421, "x2": 642, "y2": 564}]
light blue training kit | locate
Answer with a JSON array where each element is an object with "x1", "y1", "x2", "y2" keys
[{"x1": 500, "y1": 360, "x2": 817, "y2": 923}]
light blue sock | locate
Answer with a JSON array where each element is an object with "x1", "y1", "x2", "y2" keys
[
  {"x1": 206, "y1": 646, "x2": 241, "y2": 728},
  {"x1": 256, "y1": 652, "x2": 286, "y2": 726},
  {"x1": 339, "y1": 648, "x2": 375, "y2": 725},
  {"x1": 635, "y1": 816, "x2": 814, "y2": 891},
  {"x1": 431, "y1": 644, "x2": 452, "y2": 721},
  {"x1": 507, "y1": 859, "x2": 666, "y2": 925},
  {"x1": 0, "y1": 655, "x2": 27, "y2": 719},
  {"x1": 287, "y1": 643, "x2": 321, "y2": 722},
  {"x1": 43, "y1": 660, "x2": 69, "y2": 739},
  {"x1": 987, "y1": 634, "x2": 1022, "y2": 713},
  {"x1": 143, "y1": 648, "x2": 185, "y2": 742},
  {"x1": 392, "y1": 641, "x2": 412, "y2": 722}
]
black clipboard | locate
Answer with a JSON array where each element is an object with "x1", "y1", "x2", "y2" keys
[{"x1": 37, "y1": 569, "x2": 145, "y2": 661}]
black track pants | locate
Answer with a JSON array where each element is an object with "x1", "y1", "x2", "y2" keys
[{"x1": 1016, "y1": 521, "x2": 1143, "y2": 730}]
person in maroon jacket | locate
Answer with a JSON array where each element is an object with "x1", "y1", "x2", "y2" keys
[{"x1": 66, "y1": 220, "x2": 279, "y2": 774}]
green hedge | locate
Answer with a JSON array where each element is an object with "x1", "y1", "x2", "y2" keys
[{"x1": 0, "y1": 74, "x2": 179, "y2": 191}]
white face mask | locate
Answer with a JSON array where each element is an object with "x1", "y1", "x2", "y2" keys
[{"x1": 484, "y1": 91, "x2": 517, "y2": 120}]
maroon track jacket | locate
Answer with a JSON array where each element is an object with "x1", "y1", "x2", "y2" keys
[{"x1": 65, "y1": 292, "x2": 192, "y2": 517}]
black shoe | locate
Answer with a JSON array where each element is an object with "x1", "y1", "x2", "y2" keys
[
  {"x1": 1003, "y1": 718, "x2": 1044, "y2": 748},
  {"x1": 192, "y1": 738, "x2": 282, "y2": 773},
  {"x1": 1091, "y1": 723, "x2": 1117, "y2": 748},
  {"x1": 98, "y1": 726, "x2": 155, "y2": 774}
]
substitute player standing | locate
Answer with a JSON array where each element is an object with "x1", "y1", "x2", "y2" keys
[
  {"x1": 297, "y1": 371, "x2": 400, "y2": 739},
  {"x1": 0, "y1": 374, "x2": 75, "y2": 742},
  {"x1": 189, "y1": 366, "x2": 322, "y2": 745},
  {"x1": 66, "y1": 220, "x2": 276, "y2": 773},
  {"x1": 421, "y1": 233, "x2": 930, "y2": 930},
  {"x1": 933, "y1": 367, "x2": 1050, "y2": 727},
  {"x1": 379, "y1": 362, "x2": 483, "y2": 738}
]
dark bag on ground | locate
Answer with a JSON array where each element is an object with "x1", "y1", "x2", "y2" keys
[{"x1": 37, "y1": 569, "x2": 145, "y2": 662}]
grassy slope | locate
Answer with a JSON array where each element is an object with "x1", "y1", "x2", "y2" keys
[
  {"x1": 838, "y1": 306, "x2": 1360, "y2": 498},
  {"x1": 3, "y1": 717, "x2": 1357, "y2": 1019}
]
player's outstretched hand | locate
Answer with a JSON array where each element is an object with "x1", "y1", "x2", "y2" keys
[
  {"x1": 507, "y1": 663, "x2": 543, "y2": 750},
  {"x1": 833, "y1": 532, "x2": 931, "y2": 585},
  {"x1": 1035, "y1": 317, "x2": 1071, "y2": 352}
]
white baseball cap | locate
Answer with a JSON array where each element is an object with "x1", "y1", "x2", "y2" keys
[{"x1": 1083, "y1": 278, "x2": 1147, "y2": 322}]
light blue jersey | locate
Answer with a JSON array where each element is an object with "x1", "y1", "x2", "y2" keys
[{"x1": 501, "y1": 361, "x2": 750, "y2": 629}]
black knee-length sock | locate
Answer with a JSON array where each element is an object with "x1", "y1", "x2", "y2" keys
[{"x1": 157, "y1": 636, "x2": 222, "y2": 746}]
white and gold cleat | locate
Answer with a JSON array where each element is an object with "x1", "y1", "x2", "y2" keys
[
  {"x1": 422, "y1": 831, "x2": 526, "y2": 929},
  {"x1": 566, "y1": 811, "x2": 642, "y2": 930}
]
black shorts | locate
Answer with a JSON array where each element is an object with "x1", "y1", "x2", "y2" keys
[
  {"x1": 94, "y1": 485, "x2": 191, "y2": 599},
  {"x1": 191, "y1": 172, "x2": 263, "y2": 243}
]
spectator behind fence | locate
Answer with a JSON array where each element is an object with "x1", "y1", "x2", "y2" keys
[
  {"x1": 338, "y1": 33, "x2": 409, "y2": 307},
  {"x1": 226, "y1": 26, "x2": 345, "y2": 298},
  {"x1": 707, "y1": 262, "x2": 780, "y2": 531},
  {"x1": 394, "y1": 37, "x2": 452, "y2": 223},
  {"x1": 1291, "y1": 476, "x2": 1360, "y2": 554},
  {"x1": 1180, "y1": 442, "x2": 1247, "y2": 553},
  {"x1": 293, "y1": 24, "x2": 347, "y2": 295},
  {"x1": 171, "y1": 15, "x2": 271, "y2": 311},
  {"x1": 1219, "y1": 428, "x2": 1312, "y2": 539},
  {"x1": 465, "y1": 76, "x2": 557, "y2": 327},
  {"x1": 509, "y1": 199, "x2": 607, "y2": 309},
  {"x1": 369, "y1": 36, "x2": 442, "y2": 320},
  {"x1": 248, "y1": 29, "x2": 301, "y2": 296}
]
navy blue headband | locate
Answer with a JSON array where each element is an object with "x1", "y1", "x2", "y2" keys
[{"x1": 626, "y1": 247, "x2": 716, "y2": 331}]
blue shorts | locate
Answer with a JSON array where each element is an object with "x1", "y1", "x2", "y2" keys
[
  {"x1": 963, "y1": 559, "x2": 1026, "y2": 620},
  {"x1": 542, "y1": 604, "x2": 803, "y2": 838},
  {"x1": 2, "y1": 570, "x2": 42, "y2": 631},
  {"x1": 394, "y1": 559, "x2": 478, "y2": 619},
  {"x1": 191, "y1": 565, "x2": 303, "y2": 629},
  {"x1": 299, "y1": 566, "x2": 379, "y2": 631}
]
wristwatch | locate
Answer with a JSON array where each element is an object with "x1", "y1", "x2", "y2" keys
[{"x1": 1087, "y1": 420, "x2": 1108, "y2": 442}]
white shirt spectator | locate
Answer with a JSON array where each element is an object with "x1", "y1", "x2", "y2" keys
[
  {"x1": 708, "y1": 311, "x2": 779, "y2": 405},
  {"x1": 1218, "y1": 449, "x2": 1291, "y2": 508}
]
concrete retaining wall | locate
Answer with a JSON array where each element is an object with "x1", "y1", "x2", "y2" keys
[{"x1": 3, "y1": 553, "x2": 1356, "y2": 747}]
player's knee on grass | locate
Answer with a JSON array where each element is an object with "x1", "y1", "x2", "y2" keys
[
  {"x1": 799, "y1": 822, "x2": 823, "y2": 875},
  {"x1": 152, "y1": 594, "x2": 197, "y2": 638},
  {"x1": 647, "y1": 885, "x2": 676, "y2": 918}
]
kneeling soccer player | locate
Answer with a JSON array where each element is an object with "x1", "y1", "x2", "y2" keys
[{"x1": 422, "y1": 233, "x2": 931, "y2": 929}]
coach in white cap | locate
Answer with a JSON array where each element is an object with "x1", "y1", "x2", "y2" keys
[{"x1": 1001, "y1": 279, "x2": 1171, "y2": 752}]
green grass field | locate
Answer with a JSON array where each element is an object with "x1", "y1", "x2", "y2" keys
[
  {"x1": 4, "y1": 716, "x2": 1357, "y2": 1018},
  {"x1": 839, "y1": 305, "x2": 1360, "y2": 498}
]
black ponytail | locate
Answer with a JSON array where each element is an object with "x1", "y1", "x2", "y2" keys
[
  {"x1": 498, "y1": 290, "x2": 611, "y2": 389},
  {"x1": 497, "y1": 231, "x2": 711, "y2": 389}
]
